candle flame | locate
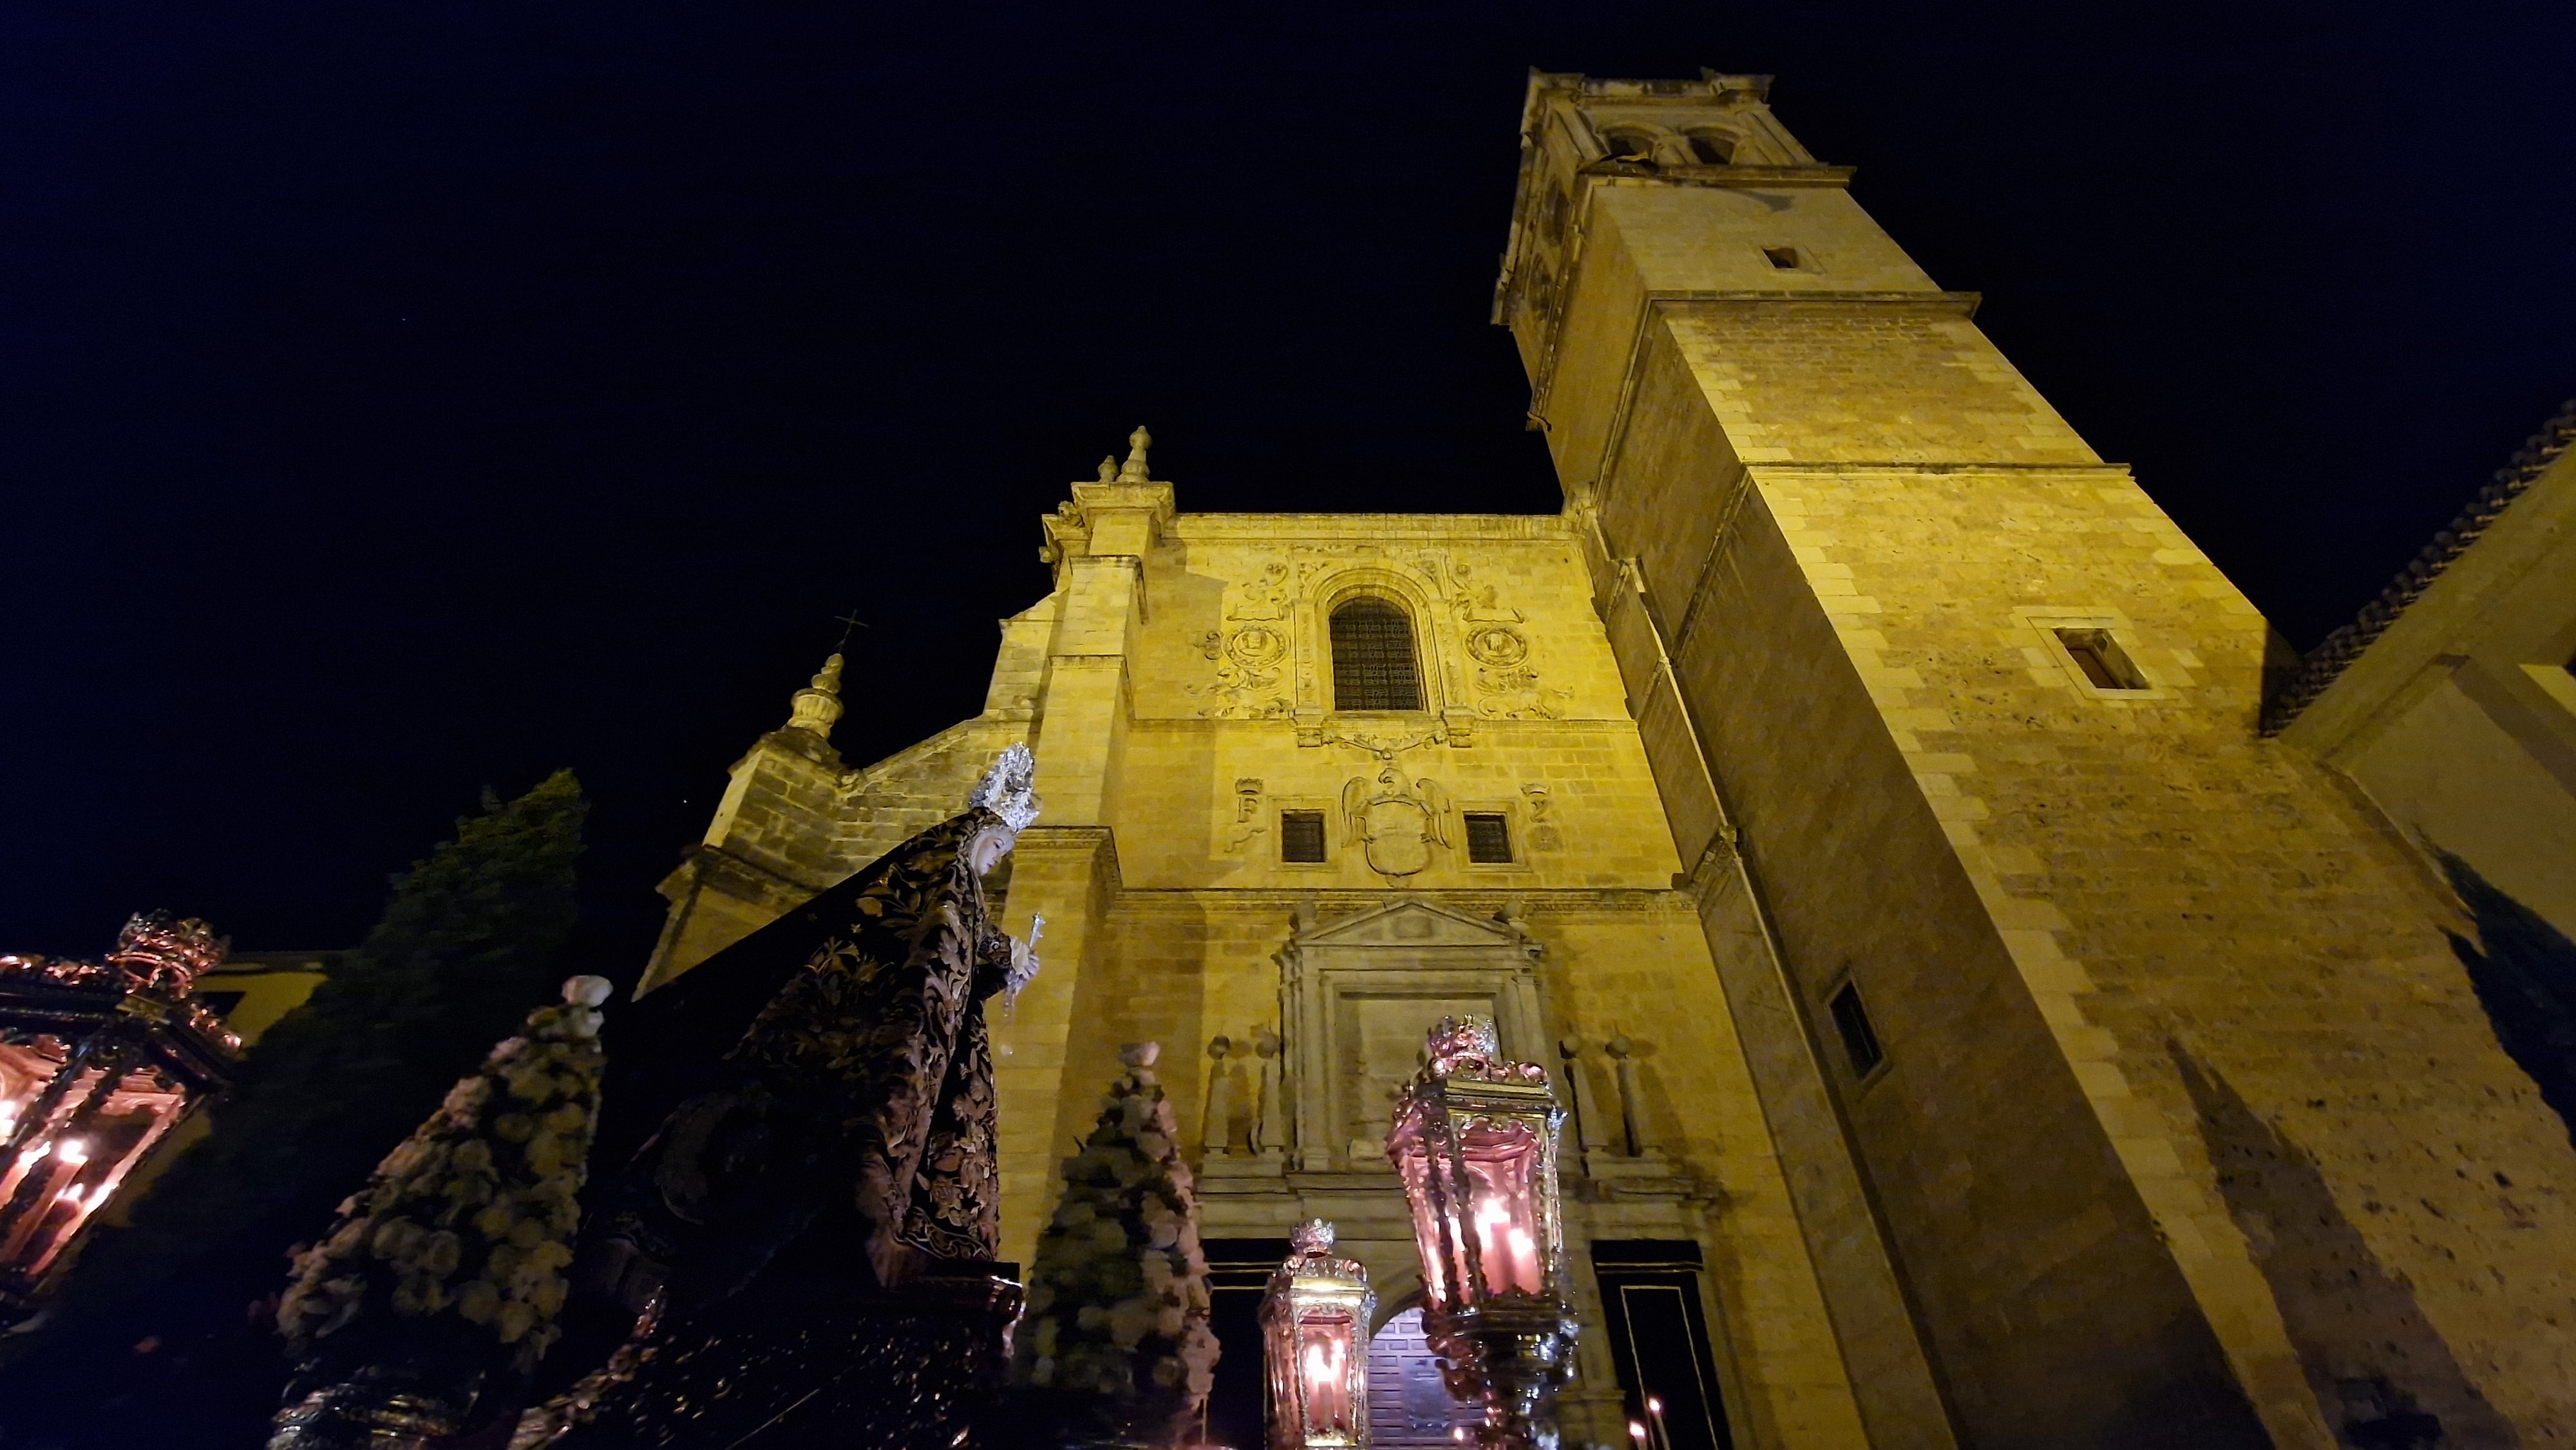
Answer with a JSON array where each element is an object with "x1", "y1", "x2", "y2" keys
[{"x1": 57, "y1": 1138, "x2": 88, "y2": 1167}]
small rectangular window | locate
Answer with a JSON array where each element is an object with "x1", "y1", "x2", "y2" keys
[
  {"x1": 1828, "y1": 981, "x2": 1884, "y2": 1077},
  {"x1": 1280, "y1": 810, "x2": 1327, "y2": 863},
  {"x1": 1763, "y1": 245, "x2": 1801, "y2": 270},
  {"x1": 2054, "y1": 628, "x2": 2148, "y2": 691},
  {"x1": 1464, "y1": 813, "x2": 1513, "y2": 864}
]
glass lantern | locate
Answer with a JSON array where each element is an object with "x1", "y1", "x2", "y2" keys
[
  {"x1": 1386, "y1": 1017, "x2": 1577, "y2": 1450},
  {"x1": 0, "y1": 913, "x2": 238, "y2": 1324},
  {"x1": 1260, "y1": 1218, "x2": 1375, "y2": 1449}
]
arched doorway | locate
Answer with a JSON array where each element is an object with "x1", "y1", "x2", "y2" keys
[{"x1": 1365, "y1": 1306, "x2": 1471, "y2": 1446}]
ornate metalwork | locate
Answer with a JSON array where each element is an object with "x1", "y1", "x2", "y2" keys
[
  {"x1": 971, "y1": 742, "x2": 1043, "y2": 835},
  {"x1": 521, "y1": 1270, "x2": 1025, "y2": 1449},
  {"x1": 1387, "y1": 1017, "x2": 1578, "y2": 1450},
  {"x1": 0, "y1": 911, "x2": 238, "y2": 1325},
  {"x1": 1261, "y1": 1219, "x2": 1375, "y2": 1449}
]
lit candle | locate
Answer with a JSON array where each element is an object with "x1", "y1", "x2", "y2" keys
[
  {"x1": 1473, "y1": 1195, "x2": 1510, "y2": 1293},
  {"x1": 1302, "y1": 1337, "x2": 1347, "y2": 1430},
  {"x1": 0, "y1": 1138, "x2": 86, "y2": 1263}
]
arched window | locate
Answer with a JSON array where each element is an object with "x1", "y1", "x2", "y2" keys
[
  {"x1": 1329, "y1": 598, "x2": 1422, "y2": 711},
  {"x1": 1685, "y1": 130, "x2": 1736, "y2": 165},
  {"x1": 1604, "y1": 129, "x2": 1658, "y2": 163}
]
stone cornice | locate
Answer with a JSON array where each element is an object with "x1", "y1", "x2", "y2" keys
[
  {"x1": 1651, "y1": 288, "x2": 1982, "y2": 316},
  {"x1": 1165, "y1": 513, "x2": 1571, "y2": 543},
  {"x1": 1583, "y1": 162, "x2": 1855, "y2": 189},
  {"x1": 1092, "y1": 887, "x2": 1693, "y2": 918}
]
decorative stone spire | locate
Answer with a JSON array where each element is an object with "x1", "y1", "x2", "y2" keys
[
  {"x1": 784, "y1": 652, "x2": 844, "y2": 740},
  {"x1": 1116, "y1": 425, "x2": 1151, "y2": 484},
  {"x1": 1095, "y1": 455, "x2": 1117, "y2": 483}
]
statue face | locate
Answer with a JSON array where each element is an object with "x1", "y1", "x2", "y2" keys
[{"x1": 969, "y1": 825, "x2": 1017, "y2": 877}]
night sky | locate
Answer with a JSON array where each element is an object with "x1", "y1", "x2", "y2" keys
[{"x1": 5, "y1": 2, "x2": 2572, "y2": 968}]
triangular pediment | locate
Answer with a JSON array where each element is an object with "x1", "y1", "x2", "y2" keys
[{"x1": 1294, "y1": 899, "x2": 1520, "y2": 950}]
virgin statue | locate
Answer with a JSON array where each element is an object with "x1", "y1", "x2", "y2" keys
[{"x1": 521, "y1": 744, "x2": 1043, "y2": 1449}]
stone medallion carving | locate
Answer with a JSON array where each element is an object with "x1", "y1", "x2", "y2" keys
[
  {"x1": 1465, "y1": 624, "x2": 1528, "y2": 666},
  {"x1": 1228, "y1": 623, "x2": 1287, "y2": 667},
  {"x1": 1340, "y1": 762, "x2": 1450, "y2": 878}
]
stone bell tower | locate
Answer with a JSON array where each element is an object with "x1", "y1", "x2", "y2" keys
[{"x1": 1499, "y1": 70, "x2": 2576, "y2": 1450}]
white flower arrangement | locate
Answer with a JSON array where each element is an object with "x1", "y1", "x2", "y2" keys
[
  {"x1": 277, "y1": 976, "x2": 609, "y2": 1375},
  {"x1": 1018, "y1": 1042, "x2": 1220, "y2": 1446}
]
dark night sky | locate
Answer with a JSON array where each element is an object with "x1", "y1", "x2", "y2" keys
[{"x1": 3, "y1": 1, "x2": 2571, "y2": 966}]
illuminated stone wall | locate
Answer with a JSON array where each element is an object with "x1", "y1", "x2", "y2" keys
[
  {"x1": 636, "y1": 70, "x2": 2576, "y2": 1450},
  {"x1": 1502, "y1": 68, "x2": 2576, "y2": 1450}
]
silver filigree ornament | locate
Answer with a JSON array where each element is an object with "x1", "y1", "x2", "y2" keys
[{"x1": 969, "y1": 742, "x2": 1042, "y2": 835}]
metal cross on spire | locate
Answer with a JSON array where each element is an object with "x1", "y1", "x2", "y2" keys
[{"x1": 831, "y1": 610, "x2": 869, "y2": 652}]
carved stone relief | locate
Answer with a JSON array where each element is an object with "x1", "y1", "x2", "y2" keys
[
  {"x1": 1224, "y1": 778, "x2": 1266, "y2": 854},
  {"x1": 1191, "y1": 561, "x2": 1296, "y2": 719},
  {"x1": 1442, "y1": 561, "x2": 1571, "y2": 720},
  {"x1": 1340, "y1": 764, "x2": 1450, "y2": 878},
  {"x1": 1521, "y1": 782, "x2": 1562, "y2": 851}
]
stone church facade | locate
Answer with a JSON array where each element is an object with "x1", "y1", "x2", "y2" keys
[{"x1": 638, "y1": 72, "x2": 2576, "y2": 1450}]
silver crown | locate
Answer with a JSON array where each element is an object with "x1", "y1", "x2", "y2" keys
[{"x1": 969, "y1": 742, "x2": 1042, "y2": 834}]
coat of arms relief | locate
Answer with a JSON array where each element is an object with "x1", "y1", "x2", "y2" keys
[{"x1": 1340, "y1": 760, "x2": 1451, "y2": 878}]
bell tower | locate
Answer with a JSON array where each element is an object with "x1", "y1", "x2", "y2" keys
[{"x1": 1502, "y1": 70, "x2": 2576, "y2": 1450}]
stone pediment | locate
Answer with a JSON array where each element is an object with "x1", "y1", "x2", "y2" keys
[{"x1": 1295, "y1": 899, "x2": 1522, "y2": 951}]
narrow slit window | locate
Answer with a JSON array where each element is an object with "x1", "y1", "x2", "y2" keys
[
  {"x1": 1280, "y1": 810, "x2": 1327, "y2": 863},
  {"x1": 1828, "y1": 981, "x2": 1884, "y2": 1077},
  {"x1": 2054, "y1": 628, "x2": 2148, "y2": 691},
  {"x1": 1329, "y1": 598, "x2": 1423, "y2": 711},
  {"x1": 1763, "y1": 245, "x2": 1801, "y2": 270},
  {"x1": 1464, "y1": 812, "x2": 1513, "y2": 864}
]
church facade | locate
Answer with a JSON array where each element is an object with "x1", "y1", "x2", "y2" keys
[{"x1": 638, "y1": 72, "x2": 2576, "y2": 1450}]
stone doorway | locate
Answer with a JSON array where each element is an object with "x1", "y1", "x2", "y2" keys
[{"x1": 1365, "y1": 1306, "x2": 1470, "y2": 1447}]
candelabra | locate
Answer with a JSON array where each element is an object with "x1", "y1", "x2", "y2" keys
[{"x1": 1386, "y1": 1017, "x2": 1577, "y2": 1450}]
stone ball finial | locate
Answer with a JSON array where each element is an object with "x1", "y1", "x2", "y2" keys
[
  {"x1": 1558, "y1": 1034, "x2": 1583, "y2": 1057},
  {"x1": 1291, "y1": 1217, "x2": 1336, "y2": 1255},
  {"x1": 1208, "y1": 1035, "x2": 1232, "y2": 1059},
  {"x1": 1096, "y1": 455, "x2": 1117, "y2": 483},
  {"x1": 1604, "y1": 1032, "x2": 1634, "y2": 1059},
  {"x1": 1118, "y1": 425, "x2": 1152, "y2": 484},
  {"x1": 562, "y1": 975, "x2": 613, "y2": 1008},
  {"x1": 1254, "y1": 1028, "x2": 1280, "y2": 1059},
  {"x1": 1121, "y1": 1040, "x2": 1161, "y2": 1069}
]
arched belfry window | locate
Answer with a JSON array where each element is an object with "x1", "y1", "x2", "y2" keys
[
  {"x1": 1329, "y1": 598, "x2": 1422, "y2": 711},
  {"x1": 1604, "y1": 129, "x2": 1658, "y2": 162}
]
